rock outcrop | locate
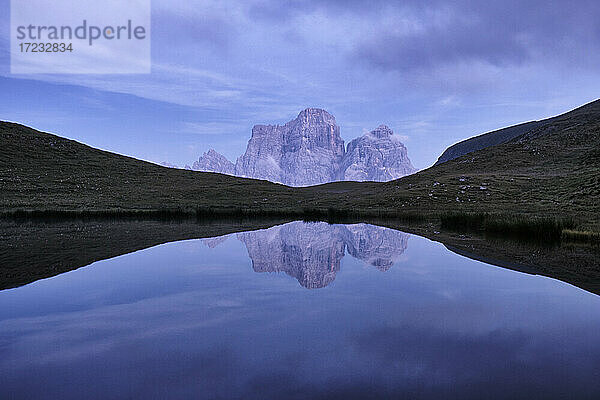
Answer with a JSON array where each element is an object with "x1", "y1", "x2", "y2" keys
[
  {"x1": 340, "y1": 125, "x2": 416, "y2": 181},
  {"x1": 192, "y1": 149, "x2": 235, "y2": 175}
]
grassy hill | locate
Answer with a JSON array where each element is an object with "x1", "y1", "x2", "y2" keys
[
  {"x1": 435, "y1": 99, "x2": 600, "y2": 165},
  {"x1": 1, "y1": 99, "x2": 599, "y2": 231},
  {"x1": 0, "y1": 122, "x2": 307, "y2": 212}
]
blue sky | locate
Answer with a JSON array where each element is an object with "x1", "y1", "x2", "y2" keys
[{"x1": 1, "y1": 0, "x2": 600, "y2": 169}]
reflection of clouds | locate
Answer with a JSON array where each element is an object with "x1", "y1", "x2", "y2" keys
[
  {"x1": 350, "y1": 324, "x2": 600, "y2": 399},
  {"x1": 235, "y1": 222, "x2": 410, "y2": 288},
  {"x1": 0, "y1": 285, "x2": 306, "y2": 398},
  {"x1": 0, "y1": 290, "x2": 248, "y2": 367},
  {"x1": 2, "y1": 291, "x2": 599, "y2": 399}
]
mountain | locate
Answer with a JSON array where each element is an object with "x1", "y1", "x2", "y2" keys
[
  {"x1": 192, "y1": 149, "x2": 235, "y2": 175},
  {"x1": 235, "y1": 108, "x2": 346, "y2": 186},
  {"x1": 366, "y1": 99, "x2": 600, "y2": 227},
  {"x1": 196, "y1": 108, "x2": 415, "y2": 186},
  {"x1": 341, "y1": 125, "x2": 416, "y2": 181}
]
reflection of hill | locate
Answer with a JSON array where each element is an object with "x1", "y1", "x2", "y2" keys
[
  {"x1": 0, "y1": 219, "x2": 290, "y2": 290},
  {"x1": 236, "y1": 222, "x2": 410, "y2": 288}
]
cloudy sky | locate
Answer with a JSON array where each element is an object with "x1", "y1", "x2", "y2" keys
[{"x1": 1, "y1": 0, "x2": 599, "y2": 169}]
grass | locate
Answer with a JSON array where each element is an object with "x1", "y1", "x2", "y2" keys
[
  {"x1": 1, "y1": 208, "x2": 193, "y2": 222},
  {"x1": 440, "y1": 212, "x2": 576, "y2": 243},
  {"x1": 562, "y1": 229, "x2": 600, "y2": 245},
  {"x1": 0, "y1": 206, "x2": 428, "y2": 225},
  {"x1": 2, "y1": 206, "x2": 593, "y2": 248}
]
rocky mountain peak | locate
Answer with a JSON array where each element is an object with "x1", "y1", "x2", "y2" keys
[
  {"x1": 296, "y1": 108, "x2": 336, "y2": 126},
  {"x1": 205, "y1": 149, "x2": 220, "y2": 157},
  {"x1": 235, "y1": 108, "x2": 344, "y2": 186},
  {"x1": 192, "y1": 149, "x2": 235, "y2": 175},
  {"x1": 341, "y1": 125, "x2": 416, "y2": 182}
]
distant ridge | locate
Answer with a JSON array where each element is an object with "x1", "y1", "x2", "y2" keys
[{"x1": 435, "y1": 120, "x2": 544, "y2": 165}]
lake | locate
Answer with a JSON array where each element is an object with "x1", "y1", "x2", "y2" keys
[{"x1": 1, "y1": 221, "x2": 599, "y2": 399}]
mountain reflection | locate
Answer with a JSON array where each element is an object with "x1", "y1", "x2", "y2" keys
[{"x1": 206, "y1": 222, "x2": 409, "y2": 289}]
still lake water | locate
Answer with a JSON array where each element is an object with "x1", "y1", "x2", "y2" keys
[{"x1": 1, "y1": 222, "x2": 599, "y2": 399}]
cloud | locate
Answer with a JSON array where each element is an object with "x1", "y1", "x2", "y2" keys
[
  {"x1": 180, "y1": 120, "x2": 250, "y2": 135},
  {"x1": 352, "y1": 0, "x2": 600, "y2": 74},
  {"x1": 6, "y1": 0, "x2": 599, "y2": 109}
]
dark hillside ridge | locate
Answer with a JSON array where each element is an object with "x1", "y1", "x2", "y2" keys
[
  {"x1": 435, "y1": 99, "x2": 600, "y2": 165},
  {"x1": 435, "y1": 121, "x2": 543, "y2": 165},
  {"x1": 0, "y1": 121, "x2": 302, "y2": 212}
]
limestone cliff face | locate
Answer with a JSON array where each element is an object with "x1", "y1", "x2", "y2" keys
[
  {"x1": 194, "y1": 109, "x2": 416, "y2": 186},
  {"x1": 340, "y1": 125, "x2": 416, "y2": 182},
  {"x1": 235, "y1": 108, "x2": 345, "y2": 186},
  {"x1": 192, "y1": 149, "x2": 235, "y2": 175},
  {"x1": 233, "y1": 124, "x2": 285, "y2": 183}
]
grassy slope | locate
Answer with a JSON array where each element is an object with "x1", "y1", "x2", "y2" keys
[
  {"x1": 1, "y1": 99, "x2": 599, "y2": 228},
  {"x1": 0, "y1": 122, "x2": 372, "y2": 215}
]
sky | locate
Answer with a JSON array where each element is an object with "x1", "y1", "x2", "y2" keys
[{"x1": 1, "y1": 0, "x2": 599, "y2": 170}]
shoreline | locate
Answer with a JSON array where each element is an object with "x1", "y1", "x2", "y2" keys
[{"x1": 2, "y1": 207, "x2": 598, "y2": 245}]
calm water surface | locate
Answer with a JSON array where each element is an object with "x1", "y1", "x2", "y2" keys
[{"x1": 1, "y1": 222, "x2": 599, "y2": 399}]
